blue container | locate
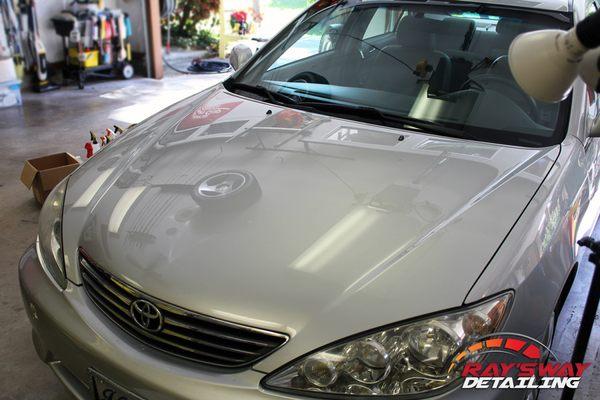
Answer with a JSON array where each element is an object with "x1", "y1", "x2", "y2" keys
[{"x1": 0, "y1": 80, "x2": 22, "y2": 108}]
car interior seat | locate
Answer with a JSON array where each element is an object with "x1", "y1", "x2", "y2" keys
[
  {"x1": 439, "y1": 17, "x2": 476, "y2": 50},
  {"x1": 365, "y1": 16, "x2": 450, "y2": 94},
  {"x1": 492, "y1": 18, "x2": 530, "y2": 56}
]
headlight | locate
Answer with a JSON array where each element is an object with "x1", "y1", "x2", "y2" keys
[
  {"x1": 37, "y1": 178, "x2": 68, "y2": 289},
  {"x1": 263, "y1": 292, "x2": 512, "y2": 397}
]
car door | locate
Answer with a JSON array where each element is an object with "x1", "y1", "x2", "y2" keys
[{"x1": 576, "y1": 0, "x2": 600, "y2": 239}]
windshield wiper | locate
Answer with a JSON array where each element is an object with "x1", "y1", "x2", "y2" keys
[
  {"x1": 226, "y1": 81, "x2": 473, "y2": 140},
  {"x1": 224, "y1": 80, "x2": 298, "y2": 106},
  {"x1": 296, "y1": 101, "x2": 472, "y2": 140}
]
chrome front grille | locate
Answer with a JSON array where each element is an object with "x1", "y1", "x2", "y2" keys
[{"x1": 79, "y1": 250, "x2": 288, "y2": 368}]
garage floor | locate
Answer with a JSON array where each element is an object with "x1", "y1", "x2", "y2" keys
[
  {"x1": 0, "y1": 74, "x2": 224, "y2": 400},
  {"x1": 0, "y1": 75, "x2": 599, "y2": 400}
]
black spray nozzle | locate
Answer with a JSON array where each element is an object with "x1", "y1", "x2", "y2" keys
[
  {"x1": 576, "y1": 11, "x2": 600, "y2": 50},
  {"x1": 577, "y1": 236, "x2": 600, "y2": 252},
  {"x1": 578, "y1": 236, "x2": 600, "y2": 266}
]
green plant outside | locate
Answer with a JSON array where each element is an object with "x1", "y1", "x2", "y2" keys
[
  {"x1": 268, "y1": 0, "x2": 317, "y2": 10},
  {"x1": 162, "y1": 0, "x2": 220, "y2": 50}
]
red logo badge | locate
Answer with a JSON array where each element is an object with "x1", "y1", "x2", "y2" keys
[{"x1": 175, "y1": 101, "x2": 242, "y2": 133}]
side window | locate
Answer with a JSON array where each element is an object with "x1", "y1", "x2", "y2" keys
[
  {"x1": 585, "y1": 0, "x2": 598, "y2": 15},
  {"x1": 363, "y1": 7, "x2": 403, "y2": 39},
  {"x1": 585, "y1": 0, "x2": 599, "y2": 117},
  {"x1": 269, "y1": 9, "x2": 350, "y2": 70}
]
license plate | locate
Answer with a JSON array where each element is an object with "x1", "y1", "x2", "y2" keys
[{"x1": 89, "y1": 369, "x2": 145, "y2": 400}]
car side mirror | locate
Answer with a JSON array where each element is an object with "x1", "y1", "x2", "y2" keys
[
  {"x1": 230, "y1": 44, "x2": 253, "y2": 71},
  {"x1": 589, "y1": 119, "x2": 600, "y2": 138}
]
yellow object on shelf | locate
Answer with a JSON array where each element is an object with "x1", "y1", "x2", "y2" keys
[{"x1": 68, "y1": 48, "x2": 99, "y2": 68}]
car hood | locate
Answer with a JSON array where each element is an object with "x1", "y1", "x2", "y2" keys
[{"x1": 63, "y1": 85, "x2": 558, "y2": 369}]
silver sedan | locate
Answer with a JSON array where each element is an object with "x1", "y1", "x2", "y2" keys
[{"x1": 20, "y1": 0, "x2": 600, "y2": 398}]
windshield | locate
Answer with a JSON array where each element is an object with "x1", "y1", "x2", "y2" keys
[{"x1": 226, "y1": 0, "x2": 571, "y2": 147}]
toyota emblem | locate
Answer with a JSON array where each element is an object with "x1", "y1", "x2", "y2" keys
[{"x1": 130, "y1": 299, "x2": 163, "y2": 332}]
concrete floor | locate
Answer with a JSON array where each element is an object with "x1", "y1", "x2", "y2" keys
[
  {"x1": 0, "y1": 73, "x2": 225, "y2": 400},
  {"x1": 0, "y1": 74, "x2": 599, "y2": 399}
]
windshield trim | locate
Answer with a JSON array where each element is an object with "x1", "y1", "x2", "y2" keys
[
  {"x1": 228, "y1": 1, "x2": 573, "y2": 148},
  {"x1": 224, "y1": 79, "x2": 573, "y2": 148}
]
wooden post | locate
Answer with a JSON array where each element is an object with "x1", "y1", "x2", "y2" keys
[
  {"x1": 146, "y1": 0, "x2": 163, "y2": 79},
  {"x1": 219, "y1": 0, "x2": 226, "y2": 58}
]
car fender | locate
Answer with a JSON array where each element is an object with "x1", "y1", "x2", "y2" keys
[{"x1": 465, "y1": 135, "x2": 595, "y2": 340}]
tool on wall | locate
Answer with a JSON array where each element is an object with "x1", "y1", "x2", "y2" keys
[
  {"x1": 102, "y1": 13, "x2": 112, "y2": 64},
  {"x1": 124, "y1": 13, "x2": 131, "y2": 60},
  {"x1": 0, "y1": 0, "x2": 25, "y2": 73},
  {"x1": 20, "y1": 0, "x2": 58, "y2": 92},
  {"x1": 117, "y1": 13, "x2": 126, "y2": 62}
]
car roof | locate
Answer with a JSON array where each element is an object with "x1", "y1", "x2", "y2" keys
[{"x1": 454, "y1": 0, "x2": 571, "y2": 12}]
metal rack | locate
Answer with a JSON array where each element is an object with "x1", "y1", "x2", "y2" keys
[{"x1": 51, "y1": 7, "x2": 134, "y2": 89}]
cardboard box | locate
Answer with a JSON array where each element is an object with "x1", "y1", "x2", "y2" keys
[{"x1": 21, "y1": 153, "x2": 80, "y2": 205}]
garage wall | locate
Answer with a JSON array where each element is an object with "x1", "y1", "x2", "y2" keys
[
  {"x1": 35, "y1": 0, "x2": 145, "y2": 64},
  {"x1": 35, "y1": 0, "x2": 71, "y2": 63},
  {"x1": 117, "y1": 0, "x2": 146, "y2": 54}
]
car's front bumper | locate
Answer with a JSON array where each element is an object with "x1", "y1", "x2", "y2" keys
[
  {"x1": 19, "y1": 245, "x2": 272, "y2": 400},
  {"x1": 19, "y1": 244, "x2": 530, "y2": 400}
]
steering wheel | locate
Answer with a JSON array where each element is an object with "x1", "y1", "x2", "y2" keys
[
  {"x1": 466, "y1": 55, "x2": 539, "y2": 122},
  {"x1": 288, "y1": 71, "x2": 329, "y2": 85},
  {"x1": 469, "y1": 74, "x2": 540, "y2": 122}
]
